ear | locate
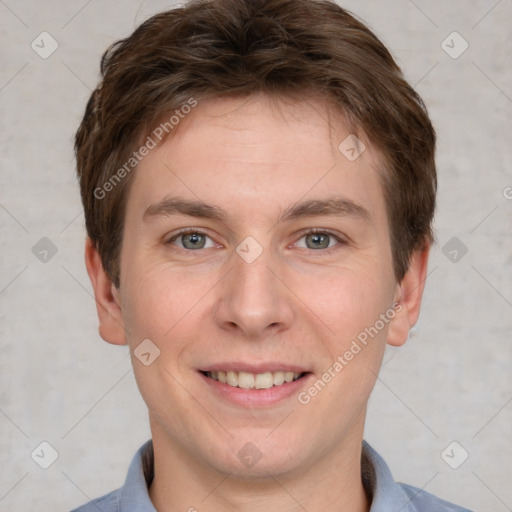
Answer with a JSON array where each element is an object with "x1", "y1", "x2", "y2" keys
[
  {"x1": 84, "y1": 237, "x2": 127, "y2": 345},
  {"x1": 387, "y1": 244, "x2": 430, "y2": 347}
]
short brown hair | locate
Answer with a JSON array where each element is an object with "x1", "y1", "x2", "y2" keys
[{"x1": 75, "y1": 0, "x2": 436, "y2": 289}]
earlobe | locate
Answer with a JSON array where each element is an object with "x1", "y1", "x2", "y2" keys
[
  {"x1": 386, "y1": 245, "x2": 431, "y2": 347},
  {"x1": 84, "y1": 237, "x2": 127, "y2": 346}
]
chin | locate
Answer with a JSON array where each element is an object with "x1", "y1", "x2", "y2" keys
[
  {"x1": 209, "y1": 434, "x2": 308, "y2": 480},
  {"x1": 219, "y1": 454, "x2": 304, "y2": 481}
]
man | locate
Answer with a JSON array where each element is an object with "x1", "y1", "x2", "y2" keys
[{"x1": 72, "y1": 0, "x2": 471, "y2": 510}]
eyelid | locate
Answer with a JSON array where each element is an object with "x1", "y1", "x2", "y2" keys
[
  {"x1": 291, "y1": 228, "x2": 349, "y2": 253},
  {"x1": 294, "y1": 228, "x2": 348, "y2": 243},
  {"x1": 165, "y1": 227, "x2": 216, "y2": 246},
  {"x1": 164, "y1": 227, "x2": 348, "y2": 251}
]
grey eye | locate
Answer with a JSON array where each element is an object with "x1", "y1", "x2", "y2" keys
[
  {"x1": 304, "y1": 233, "x2": 331, "y2": 249},
  {"x1": 181, "y1": 232, "x2": 207, "y2": 249},
  {"x1": 166, "y1": 230, "x2": 217, "y2": 250}
]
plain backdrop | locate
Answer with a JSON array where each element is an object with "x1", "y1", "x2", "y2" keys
[{"x1": 1, "y1": 1, "x2": 511, "y2": 511}]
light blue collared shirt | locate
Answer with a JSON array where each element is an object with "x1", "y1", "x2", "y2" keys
[{"x1": 71, "y1": 440, "x2": 472, "y2": 511}]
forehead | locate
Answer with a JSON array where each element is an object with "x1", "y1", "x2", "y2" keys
[
  {"x1": 166, "y1": 93, "x2": 357, "y2": 162},
  {"x1": 125, "y1": 94, "x2": 387, "y2": 225}
]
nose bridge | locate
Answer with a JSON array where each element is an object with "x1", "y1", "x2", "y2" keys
[
  {"x1": 214, "y1": 241, "x2": 294, "y2": 338},
  {"x1": 234, "y1": 249, "x2": 274, "y2": 304}
]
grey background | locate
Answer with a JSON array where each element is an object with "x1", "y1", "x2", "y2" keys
[{"x1": 1, "y1": 0, "x2": 511, "y2": 510}]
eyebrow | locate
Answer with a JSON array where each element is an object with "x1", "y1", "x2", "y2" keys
[
  {"x1": 278, "y1": 196, "x2": 371, "y2": 224},
  {"x1": 142, "y1": 195, "x2": 371, "y2": 224},
  {"x1": 143, "y1": 197, "x2": 226, "y2": 222}
]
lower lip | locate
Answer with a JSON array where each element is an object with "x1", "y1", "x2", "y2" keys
[{"x1": 199, "y1": 372, "x2": 312, "y2": 407}]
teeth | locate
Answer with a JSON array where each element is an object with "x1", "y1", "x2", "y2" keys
[
  {"x1": 273, "y1": 371, "x2": 285, "y2": 386},
  {"x1": 206, "y1": 370, "x2": 304, "y2": 389},
  {"x1": 238, "y1": 371, "x2": 255, "y2": 389},
  {"x1": 255, "y1": 372, "x2": 273, "y2": 389},
  {"x1": 226, "y1": 371, "x2": 238, "y2": 387}
]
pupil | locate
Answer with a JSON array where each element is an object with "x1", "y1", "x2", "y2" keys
[
  {"x1": 307, "y1": 233, "x2": 328, "y2": 249},
  {"x1": 185, "y1": 233, "x2": 204, "y2": 248}
]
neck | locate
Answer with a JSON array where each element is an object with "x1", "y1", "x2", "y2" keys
[{"x1": 148, "y1": 420, "x2": 370, "y2": 512}]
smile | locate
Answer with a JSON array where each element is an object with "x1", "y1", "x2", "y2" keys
[{"x1": 202, "y1": 370, "x2": 306, "y2": 389}]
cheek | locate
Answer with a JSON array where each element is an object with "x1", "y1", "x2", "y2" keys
[
  {"x1": 301, "y1": 265, "x2": 395, "y2": 406},
  {"x1": 301, "y1": 269, "x2": 394, "y2": 421},
  {"x1": 120, "y1": 255, "x2": 207, "y2": 343},
  {"x1": 312, "y1": 263, "x2": 394, "y2": 338},
  {"x1": 121, "y1": 264, "x2": 209, "y2": 406}
]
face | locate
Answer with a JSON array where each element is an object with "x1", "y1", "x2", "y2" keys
[{"x1": 94, "y1": 94, "x2": 423, "y2": 478}]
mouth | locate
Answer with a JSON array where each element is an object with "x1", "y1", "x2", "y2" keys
[{"x1": 199, "y1": 370, "x2": 308, "y2": 390}]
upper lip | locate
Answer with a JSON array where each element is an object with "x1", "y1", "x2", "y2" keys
[{"x1": 199, "y1": 362, "x2": 310, "y2": 374}]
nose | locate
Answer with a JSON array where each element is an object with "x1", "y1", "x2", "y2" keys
[{"x1": 212, "y1": 245, "x2": 295, "y2": 340}]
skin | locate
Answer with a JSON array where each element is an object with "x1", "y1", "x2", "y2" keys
[{"x1": 85, "y1": 93, "x2": 429, "y2": 512}]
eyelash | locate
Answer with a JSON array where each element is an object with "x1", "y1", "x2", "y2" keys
[
  {"x1": 294, "y1": 228, "x2": 347, "y2": 255},
  {"x1": 165, "y1": 228, "x2": 215, "y2": 251},
  {"x1": 165, "y1": 227, "x2": 347, "y2": 255}
]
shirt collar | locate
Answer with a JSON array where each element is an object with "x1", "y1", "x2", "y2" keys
[
  {"x1": 362, "y1": 440, "x2": 420, "y2": 511},
  {"x1": 119, "y1": 439, "x2": 419, "y2": 512},
  {"x1": 119, "y1": 440, "x2": 156, "y2": 511}
]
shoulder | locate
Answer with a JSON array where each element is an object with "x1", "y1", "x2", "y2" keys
[
  {"x1": 69, "y1": 440, "x2": 154, "y2": 512},
  {"x1": 70, "y1": 488, "x2": 120, "y2": 512},
  {"x1": 399, "y1": 483, "x2": 473, "y2": 512},
  {"x1": 362, "y1": 441, "x2": 472, "y2": 512}
]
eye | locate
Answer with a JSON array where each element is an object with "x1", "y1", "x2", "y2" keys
[
  {"x1": 295, "y1": 230, "x2": 344, "y2": 251},
  {"x1": 166, "y1": 230, "x2": 216, "y2": 250}
]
